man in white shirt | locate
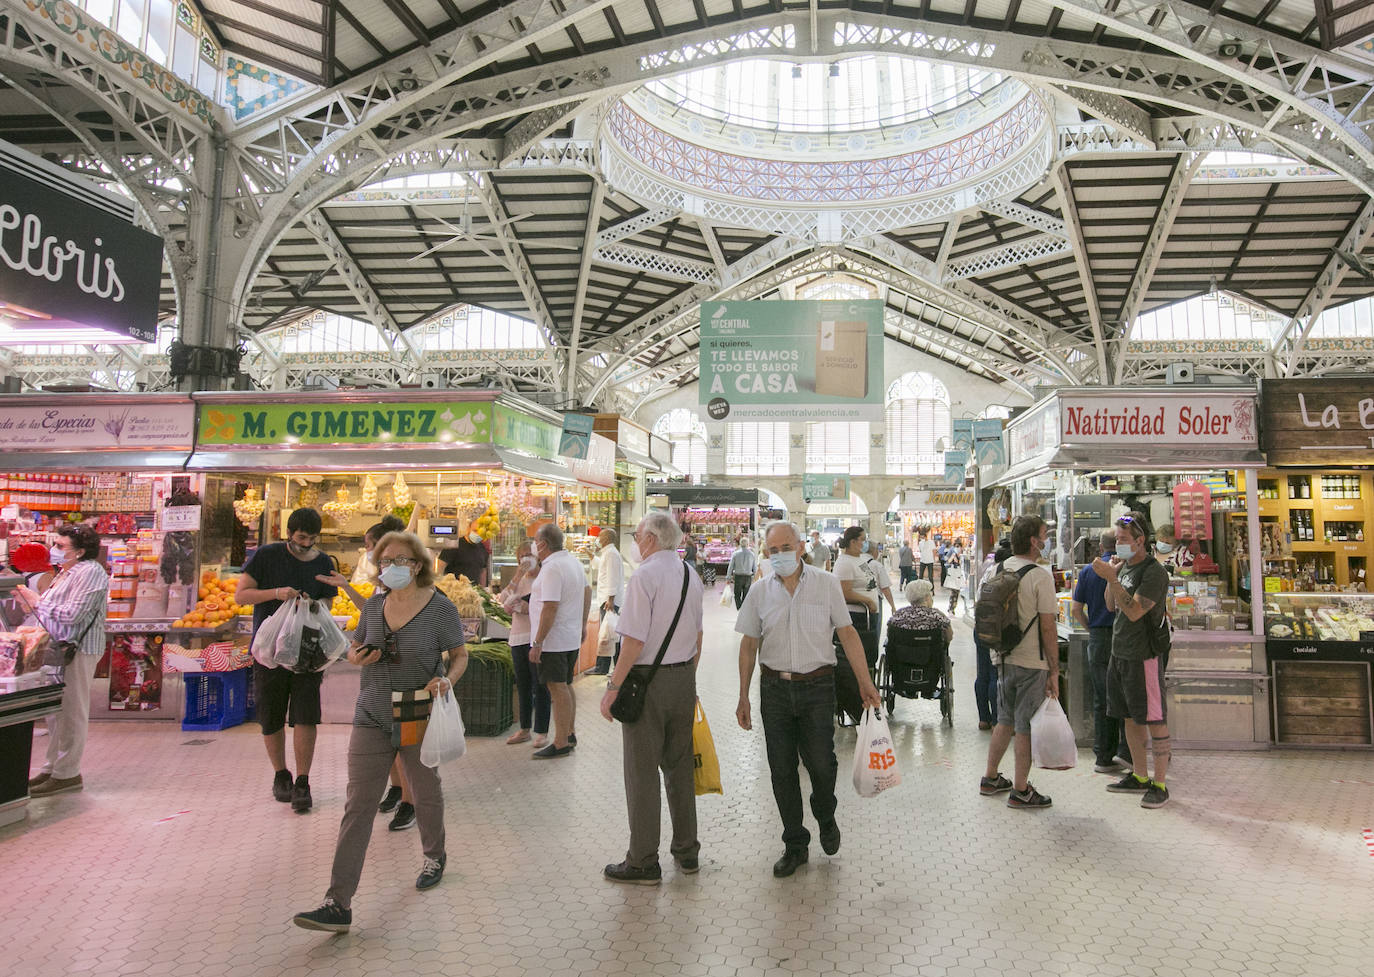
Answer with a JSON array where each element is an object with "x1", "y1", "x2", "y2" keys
[
  {"x1": 917, "y1": 531, "x2": 937, "y2": 583},
  {"x1": 530, "y1": 523, "x2": 592, "y2": 759},
  {"x1": 590, "y1": 529, "x2": 626, "y2": 675},
  {"x1": 979, "y1": 515, "x2": 1060, "y2": 809},
  {"x1": 736, "y1": 522, "x2": 881, "y2": 879},
  {"x1": 598, "y1": 511, "x2": 705, "y2": 885},
  {"x1": 807, "y1": 530, "x2": 831, "y2": 571}
]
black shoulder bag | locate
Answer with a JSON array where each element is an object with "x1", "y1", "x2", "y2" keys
[
  {"x1": 609, "y1": 565, "x2": 691, "y2": 724},
  {"x1": 43, "y1": 613, "x2": 98, "y2": 669}
]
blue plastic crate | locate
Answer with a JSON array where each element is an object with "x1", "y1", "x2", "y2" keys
[{"x1": 182, "y1": 668, "x2": 249, "y2": 731}]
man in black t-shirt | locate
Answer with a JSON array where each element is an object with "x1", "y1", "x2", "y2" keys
[
  {"x1": 439, "y1": 520, "x2": 490, "y2": 585},
  {"x1": 236, "y1": 508, "x2": 338, "y2": 813}
]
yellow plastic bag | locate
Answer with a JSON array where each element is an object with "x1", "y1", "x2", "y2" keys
[{"x1": 692, "y1": 699, "x2": 723, "y2": 796}]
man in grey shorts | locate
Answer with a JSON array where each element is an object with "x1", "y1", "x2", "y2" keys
[{"x1": 979, "y1": 515, "x2": 1060, "y2": 809}]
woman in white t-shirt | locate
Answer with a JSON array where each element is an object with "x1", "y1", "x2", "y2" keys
[{"x1": 833, "y1": 526, "x2": 881, "y2": 673}]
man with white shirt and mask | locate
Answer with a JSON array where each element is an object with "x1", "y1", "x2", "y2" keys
[
  {"x1": 735, "y1": 521, "x2": 881, "y2": 879},
  {"x1": 589, "y1": 529, "x2": 626, "y2": 675},
  {"x1": 598, "y1": 511, "x2": 704, "y2": 884},
  {"x1": 529, "y1": 523, "x2": 592, "y2": 759}
]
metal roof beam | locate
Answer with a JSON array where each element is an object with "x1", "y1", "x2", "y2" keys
[
  {"x1": 942, "y1": 235, "x2": 1072, "y2": 282},
  {"x1": 566, "y1": 179, "x2": 606, "y2": 402},
  {"x1": 1051, "y1": 167, "x2": 1109, "y2": 382},
  {"x1": 1278, "y1": 197, "x2": 1374, "y2": 374}
]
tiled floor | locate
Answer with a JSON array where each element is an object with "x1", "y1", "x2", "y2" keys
[{"x1": 3, "y1": 587, "x2": 1373, "y2": 977}]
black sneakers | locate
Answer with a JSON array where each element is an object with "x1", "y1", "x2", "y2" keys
[
  {"x1": 675, "y1": 854, "x2": 700, "y2": 875},
  {"x1": 1140, "y1": 783, "x2": 1170, "y2": 808},
  {"x1": 416, "y1": 854, "x2": 446, "y2": 890},
  {"x1": 272, "y1": 770, "x2": 293, "y2": 803},
  {"x1": 388, "y1": 802, "x2": 416, "y2": 831},
  {"x1": 293, "y1": 898, "x2": 350, "y2": 933},
  {"x1": 979, "y1": 774, "x2": 1013, "y2": 796},
  {"x1": 603, "y1": 860, "x2": 662, "y2": 885},
  {"x1": 1007, "y1": 784, "x2": 1052, "y2": 809},
  {"x1": 1106, "y1": 773, "x2": 1150, "y2": 794},
  {"x1": 378, "y1": 784, "x2": 403, "y2": 813},
  {"x1": 291, "y1": 776, "x2": 312, "y2": 813}
]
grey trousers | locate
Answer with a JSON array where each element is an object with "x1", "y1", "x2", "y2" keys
[
  {"x1": 327, "y1": 724, "x2": 446, "y2": 909},
  {"x1": 621, "y1": 664, "x2": 700, "y2": 868},
  {"x1": 42, "y1": 652, "x2": 100, "y2": 779}
]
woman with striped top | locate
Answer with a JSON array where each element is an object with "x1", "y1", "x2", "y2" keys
[
  {"x1": 294, "y1": 531, "x2": 468, "y2": 934},
  {"x1": 17, "y1": 523, "x2": 109, "y2": 797}
]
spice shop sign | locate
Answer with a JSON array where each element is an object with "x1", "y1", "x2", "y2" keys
[{"x1": 0, "y1": 403, "x2": 195, "y2": 450}]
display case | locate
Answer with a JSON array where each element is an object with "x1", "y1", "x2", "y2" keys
[
  {"x1": 0, "y1": 574, "x2": 66, "y2": 826},
  {"x1": 1264, "y1": 593, "x2": 1374, "y2": 747}
]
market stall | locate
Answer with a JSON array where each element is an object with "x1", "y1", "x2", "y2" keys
[
  {"x1": 999, "y1": 386, "x2": 1270, "y2": 750},
  {"x1": 647, "y1": 483, "x2": 764, "y2": 576},
  {"x1": 893, "y1": 488, "x2": 976, "y2": 548},
  {"x1": 1257, "y1": 377, "x2": 1374, "y2": 747},
  {"x1": 0, "y1": 574, "x2": 64, "y2": 825}
]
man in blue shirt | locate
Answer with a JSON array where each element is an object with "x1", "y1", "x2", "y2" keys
[{"x1": 1071, "y1": 529, "x2": 1125, "y2": 773}]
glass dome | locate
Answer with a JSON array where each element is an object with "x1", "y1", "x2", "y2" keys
[{"x1": 600, "y1": 56, "x2": 1053, "y2": 241}]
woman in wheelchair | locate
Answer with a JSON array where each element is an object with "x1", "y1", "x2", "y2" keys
[{"x1": 890, "y1": 580, "x2": 953, "y2": 644}]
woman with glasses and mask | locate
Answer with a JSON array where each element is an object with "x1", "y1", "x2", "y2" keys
[
  {"x1": 16, "y1": 524, "x2": 108, "y2": 797},
  {"x1": 294, "y1": 531, "x2": 468, "y2": 934},
  {"x1": 498, "y1": 539, "x2": 551, "y2": 748}
]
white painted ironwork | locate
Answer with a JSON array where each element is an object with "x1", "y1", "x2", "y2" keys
[
  {"x1": 595, "y1": 243, "x2": 716, "y2": 282},
  {"x1": 595, "y1": 208, "x2": 679, "y2": 247},
  {"x1": 1277, "y1": 197, "x2": 1374, "y2": 374},
  {"x1": 942, "y1": 235, "x2": 1072, "y2": 281}
]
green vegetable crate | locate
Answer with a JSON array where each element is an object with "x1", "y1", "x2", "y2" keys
[{"x1": 455, "y1": 640, "x2": 514, "y2": 736}]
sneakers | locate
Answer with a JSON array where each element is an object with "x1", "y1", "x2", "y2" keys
[
  {"x1": 29, "y1": 774, "x2": 82, "y2": 797},
  {"x1": 388, "y1": 802, "x2": 416, "y2": 831},
  {"x1": 675, "y1": 855, "x2": 699, "y2": 875},
  {"x1": 1094, "y1": 760, "x2": 1127, "y2": 774},
  {"x1": 1007, "y1": 784, "x2": 1052, "y2": 809},
  {"x1": 416, "y1": 854, "x2": 446, "y2": 890},
  {"x1": 272, "y1": 770, "x2": 293, "y2": 803},
  {"x1": 377, "y1": 784, "x2": 403, "y2": 813},
  {"x1": 979, "y1": 774, "x2": 1013, "y2": 796},
  {"x1": 532, "y1": 743, "x2": 574, "y2": 759},
  {"x1": 291, "y1": 776, "x2": 312, "y2": 813},
  {"x1": 1140, "y1": 782, "x2": 1170, "y2": 809},
  {"x1": 819, "y1": 821, "x2": 841, "y2": 856},
  {"x1": 293, "y1": 898, "x2": 351, "y2": 933},
  {"x1": 603, "y1": 860, "x2": 662, "y2": 885},
  {"x1": 1106, "y1": 773, "x2": 1151, "y2": 794}
]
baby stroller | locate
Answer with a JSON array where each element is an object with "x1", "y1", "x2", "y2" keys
[{"x1": 877, "y1": 622, "x2": 953, "y2": 727}]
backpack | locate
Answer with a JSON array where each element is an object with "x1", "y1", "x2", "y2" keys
[{"x1": 974, "y1": 563, "x2": 1036, "y2": 660}]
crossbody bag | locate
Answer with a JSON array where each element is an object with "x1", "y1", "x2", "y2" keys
[{"x1": 609, "y1": 564, "x2": 690, "y2": 724}]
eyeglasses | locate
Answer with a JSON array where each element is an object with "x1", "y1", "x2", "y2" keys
[{"x1": 377, "y1": 557, "x2": 419, "y2": 568}]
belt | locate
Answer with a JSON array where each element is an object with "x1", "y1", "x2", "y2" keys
[
  {"x1": 761, "y1": 664, "x2": 834, "y2": 681},
  {"x1": 631, "y1": 660, "x2": 694, "y2": 670}
]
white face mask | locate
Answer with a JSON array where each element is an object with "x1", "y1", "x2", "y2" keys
[
  {"x1": 50, "y1": 546, "x2": 66, "y2": 566},
  {"x1": 521, "y1": 556, "x2": 537, "y2": 571},
  {"x1": 1155, "y1": 541, "x2": 1173, "y2": 554},
  {"x1": 769, "y1": 551, "x2": 799, "y2": 576},
  {"x1": 468, "y1": 532, "x2": 483, "y2": 544},
  {"x1": 1115, "y1": 543, "x2": 1135, "y2": 560},
  {"x1": 379, "y1": 564, "x2": 414, "y2": 589}
]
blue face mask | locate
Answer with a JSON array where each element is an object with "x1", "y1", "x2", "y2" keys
[
  {"x1": 860, "y1": 540, "x2": 871, "y2": 553},
  {"x1": 1115, "y1": 543, "x2": 1135, "y2": 560},
  {"x1": 380, "y1": 564, "x2": 414, "y2": 589},
  {"x1": 1155, "y1": 541, "x2": 1173, "y2": 554},
  {"x1": 770, "y1": 551, "x2": 799, "y2": 576}
]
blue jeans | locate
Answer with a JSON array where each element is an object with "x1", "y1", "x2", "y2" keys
[
  {"x1": 974, "y1": 637, "x2": 998, "y2": 725},
  {"x1": 760, "y1": 673, "x2": 838, "y2": 851},
  {"x1": 1087, "y1": 627, "x2": 1120, "y2": 765},
  {"x1": 511, "y1": 643, "x2": 551, "y2": 734}
]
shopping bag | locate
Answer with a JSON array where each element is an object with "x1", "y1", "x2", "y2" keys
[
  {"x1": 1029, "y1": 697, "x2": 1078, "y2": 770},
  {"x1": 420, "y1": 686, "x2": 466, "y2": 766},
  {"x1": 719, "y1": 588, "x2": 732, "y2": 607},
  {"x1": 273, "y1": 597, "x2": 312, "y2": 670},
  {"x1": 598, "y1": 610, "x2": 619, "y2": 645},
  {"x1": 692, "y1": 699, "x2": 723, "y2": 795},
  {"x1": 250, "y1": 599, "x2": 295, "y2": 667},
  {"x1": 852, "y1": 707, "x2": 901, "y2": 797},
  {"x1": 294, "y1": 600, "x2": 350, "y2": 673}
]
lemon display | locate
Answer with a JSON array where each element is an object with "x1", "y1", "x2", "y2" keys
[{"x1": 331, "y1": 581, "x2": 375, "y2": 632}]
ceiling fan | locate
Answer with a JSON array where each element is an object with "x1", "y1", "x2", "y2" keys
[{"x1": 256, "y1": 268, "x2": 329, "y2": 299}]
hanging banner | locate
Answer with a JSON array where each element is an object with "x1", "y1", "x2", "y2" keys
[
  {"x1": 569, "y1": 432, "x2": 615, "y2": 487},
  {"x1": 951, "y1": 419, "x2": 974, "y2": 451},
  {"x1": 559, "y1": 412, "x2": 596, "y2": 459},
  {"x1": 942, "y1": 450, "x2": 969, "y2": 485},
  {"x1": 698, "y1": 300, "x2": 884, "y2": 421},
  {"x1": 0, "y1": 153, "x2": 162, "y2": 342},
  {"x1": 973, "y1": 418, "x2": 1007, "y2": 477},
  {"x1": 803, "y1": 473, "x2": 850, "y2": 502}
]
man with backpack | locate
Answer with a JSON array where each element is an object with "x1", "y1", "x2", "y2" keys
[
  {"x1": 977, "y1": 515, "x2": 1060, "y2": 810},
  {"x1": 1091, "y1": 512, "x2": 1173, "y2": 809}
]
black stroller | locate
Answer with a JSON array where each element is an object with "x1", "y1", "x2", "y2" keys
[{"x1": 877, "y1": 622, "x2": 953, "y2": 726}]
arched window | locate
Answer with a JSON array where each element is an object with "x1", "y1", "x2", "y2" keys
[
  {"x1": 726, "y1": 422, "x2": 789, "y2": 476},
  {"x1": 806, "y1": 421, "x2": 870, "y2": 476},
  {"x1": 885, "y1": 371, "x2": 951, "y2": 476},
  {"x1": 652, "y1": 409, "x2": 708, "y2": 480},
  {"x1": 979, "y1": 404, "x2": 1012, "y2": 420}
]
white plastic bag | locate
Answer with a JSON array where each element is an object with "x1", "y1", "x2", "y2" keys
[
  {"x1": 719, "y1": 588, "x2": 732, "y2": 607},
  {"x1": 294, "y1": 600, "x2": 350, "y2": 672},
  {"x1": 272, "y1": 597, "x2": 310, "y2": 669},
  {"x1": 421, "y1": 686, "x2": 466, "y2": 767},
  {"x1": 1029, "y1": 697, "x2": 1077, "y2": 770},
  {"x1": 250, "y1": 599, "x2": 294, "y2": 667},
  {"x1": 598, "y1": 609, "x2": 619, "y2": 645},
  {"x1": 852, "y1": 707, "x2": 901, "y2": 797}
]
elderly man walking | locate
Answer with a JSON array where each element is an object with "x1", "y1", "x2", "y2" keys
[
  {"x1": 590, "y1": 528, "x2": 626, "y2": 675},
  {"x1": 598, "y1": 512, "x2": 705, "y2": 884},
  {"x1": 736, "y1": 521, "x2": 882, "y2": 878},
  {"x1": 530, "y1": 523, "x2": 592, "y2": 759}
]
